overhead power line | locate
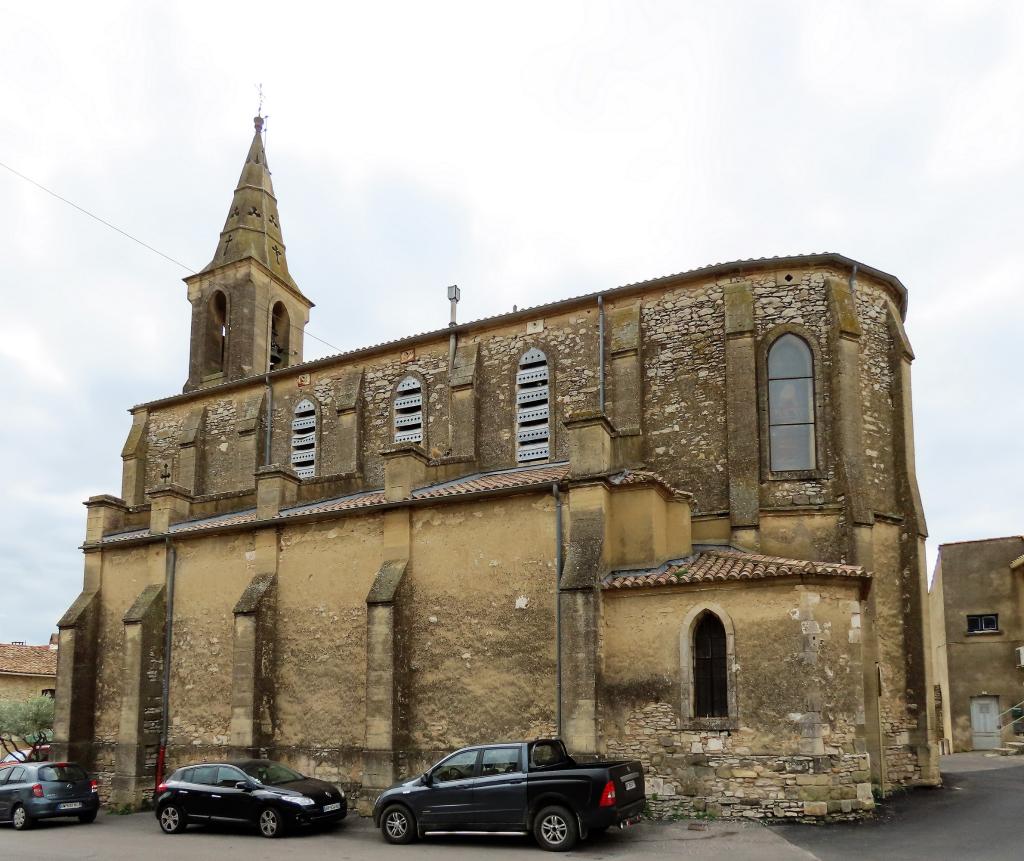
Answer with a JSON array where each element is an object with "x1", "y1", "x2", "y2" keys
[{"x1": 0, "y1": 158, "x2": 344, "y2": 355}]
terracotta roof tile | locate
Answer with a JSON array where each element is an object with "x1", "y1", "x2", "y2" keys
[
  {"x1": 607, "y1": 469, "x2": 691, "y2": 499},
  {"x1": 603, "y1": 548, "x2": 867, "y2": 590},
  {"x1": 413, "y1": 463, "x2": 569, "y2": 499},
  {"x1": 172, "y1": 510, "x2": 258, "y2": 533},
  {"x1": 279, "y1": 491, "x2": 386, "y2": 518},
  {"x1": 0, "y1": 644, "x2": 57, "y2": 677}
]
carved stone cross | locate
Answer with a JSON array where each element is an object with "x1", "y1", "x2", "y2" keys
[
  {"x1": 223, "y1": 233, "x2": 234, "y2": 256},
  {"x1": 271, "y1": 244, "x2": 282, "y2": 263}
]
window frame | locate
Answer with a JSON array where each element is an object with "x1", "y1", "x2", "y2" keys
[
  {"x1": 679, "y1": 604, "x2": 738, "y2": 729},
  {"x1": 758, "y1": 325, "x2": 827, "y2": 482},
  {"x1": 966, "y1": 613, "x2": 1000, "y2": 634},
  {"x1": 291, "y1": 397, "x2": 318, "y2": 480},
  {"x1": 392, "y1": 374, "x2": 426, "y2": 446},
  {"x1": 514, "y1": 347, "x2": 553, "y2": 464}
]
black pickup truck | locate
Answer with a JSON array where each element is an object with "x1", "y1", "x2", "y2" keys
[{"x1": 372, "y1": 739, "x2": 644, "y2": 851}]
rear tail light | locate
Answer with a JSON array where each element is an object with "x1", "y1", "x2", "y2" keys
[
  {"x1": 31, "y1": 784, "x2": 44, "y2": 798},
  {"x1": 90, "y1": 779, "x2": 99, "y2": 794},
  {"x1": 156, "y1": 783, "x2": 168, "y2": 794},
  {"x1": 599, "y1": 780, "x2": 616, "y2": 807}
]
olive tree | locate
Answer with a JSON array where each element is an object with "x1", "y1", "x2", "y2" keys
[{"x1": 0, "y1": 696, "x2": 54, "y2": 762}]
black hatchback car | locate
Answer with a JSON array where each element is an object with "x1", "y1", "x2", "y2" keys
[
  {"x1": 0, "y1": 761, "x2": 99, "y2": 829},
  {"x1": 155, "y1": 759, "x2": 346, "y2": 838}
]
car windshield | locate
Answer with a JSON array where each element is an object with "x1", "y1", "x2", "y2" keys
[
  {"x1": 241, "y1": 761, "x2": 304, "y2": 786},
  {"x1": 39, "y1": 764, "x2": 88, "y2": 782}
]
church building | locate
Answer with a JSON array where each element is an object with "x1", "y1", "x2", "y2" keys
[{"x1": 53, "y1": 117, "x2": 939, "y2": 820}]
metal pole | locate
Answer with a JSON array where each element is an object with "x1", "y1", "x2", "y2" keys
[
  {"x1": 553, "y1": 482, "x2": 563, "y2": 737},
  {"x1": 447, "y1": 285, "x2": 460, "y2": 371},
  {"x1": 156, "y1": 538, "x2": 177, "y2": 789},
  {"x1": 597, "y1": 296, "x2": 605, "y2": 413}
]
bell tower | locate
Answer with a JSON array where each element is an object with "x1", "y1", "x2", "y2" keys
[{"x1": 183, "y1": 116, "x2": 314, "y2": 392}]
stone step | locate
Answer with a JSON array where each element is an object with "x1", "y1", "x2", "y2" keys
[{"x1": 991, "y1": 747, "x2": 1016, "y2": 756}]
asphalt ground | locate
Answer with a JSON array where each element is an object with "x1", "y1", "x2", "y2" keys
[
  {"x1": 2, "y1": 754, "x2": 1020, "y2": 860},
  {"x1": 776, "y1": 753, "x2": 1024, "y2": 861}
]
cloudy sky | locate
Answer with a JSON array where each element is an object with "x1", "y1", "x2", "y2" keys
[{"x1": 1, "y1": 1, "x2": 1021, "y2": 643}]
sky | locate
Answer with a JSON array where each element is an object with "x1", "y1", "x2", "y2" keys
[{"x1": 0, "y1": 1, "x2": 1021, "y2": 644}]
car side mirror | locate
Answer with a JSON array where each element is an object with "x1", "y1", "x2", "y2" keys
[
  {"x1": 422, "y1": 771, "x2": 432, "y2": 787},
  {"x1": 235, "y1": 780, "x2": 252, "y2": 791}
]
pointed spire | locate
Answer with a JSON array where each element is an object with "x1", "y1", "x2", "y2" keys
[{"x1": 201, "y1": 116, "x2": 296, "y2": 288}]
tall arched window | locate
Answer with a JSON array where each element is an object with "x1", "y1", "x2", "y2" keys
[
  {"x1": 269, "y1": 301, "x2": 291, "y2": 371},
  {"x1": 204, "y1": 290, "x2": 228, "y2": 376},
  {"x1": 291, "y1": 398, "x2": 317, "y2": 479},
  {"x1": 516, "y1": 348, "x2": 550, "y2": 463},
  {"x1": 394, "y1": 376, "x2": 423, "y2": 443},
  {"x1": 767, "y1": 333, "x2": 816, "y2": 472},
  {"x1": 693, "y1": 612, "x2": 728, "y2": 718}
]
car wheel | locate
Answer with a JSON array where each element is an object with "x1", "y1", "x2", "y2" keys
[
  {"x1": 78, "y1": 811, "x2": 98, "y2": 824},
  {"x1": 380, "y1": 804, "x2": 417, "y2": 845},
  {"x1": 158, "y1": 803, "x2": 188, "y2": 834},
  {"x1": 534, "y1": 805, "x2": 578, "y2": 852},
  {"x1": 12, "y1": 804, "x2": 34, "y2": 831},
  {"x1": 258, "y1": 806, "x2": 285, "y2": 838}
]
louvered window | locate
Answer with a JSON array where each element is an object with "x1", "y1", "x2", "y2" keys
[
  {"x1": 291, "y1": 398, "x2": 317, "y2": 479},
  {"x1": 394, "y1": 376, "x2": 423, "y2": 443},
  {"x1": 516, "y1": 348, "x2": 550, "y2": 463}
]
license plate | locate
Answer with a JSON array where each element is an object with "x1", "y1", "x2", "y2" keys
[
  {"x1": 58, "y1": 802, "x2": 83, "y2": 810},
  {"x1": 624, "y1": 780, "x2": 636, "y2": 791},
  {"x1": 323, "y1": 802, "x2": 341, "y2": 812}
]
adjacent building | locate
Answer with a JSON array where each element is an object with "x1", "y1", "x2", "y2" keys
[
  {"x1": 0, "y1": 641, "x2": 58, "y2": 702},
  {"x1": 929, "y1": 536, "x2": 1024, "y2": 752},
  {"x1": 53, "y1": 117, "x2": 939, "y2": 820}
]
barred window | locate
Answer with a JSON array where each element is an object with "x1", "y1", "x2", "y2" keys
[
  {"x1": 291, "y1": 398, "x2": 317, "y2": 479},
  {"x1": 516, "y1": 348, "x2": 549, "y2": 463},
  {"x1": 767, "y1": 334, "x2": 816, "y2": 472},
  {"x1": 394, "y1": 376, "x2": 423, "y2": 444}
]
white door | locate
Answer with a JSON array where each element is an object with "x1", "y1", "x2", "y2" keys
[{"x1": 971, "y1": 696, "x2": 1000, "y2": 749}]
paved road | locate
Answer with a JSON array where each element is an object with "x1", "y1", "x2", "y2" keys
[
  {"x1": 777, "y1": 753, "x2": 1024, "y2": 861},
  {"x1": 0, "y1": 810, "x2": 811, "y2": 861},
  {"x1": 4, "y1": 754, "x2": 1020, "y2": 860}
]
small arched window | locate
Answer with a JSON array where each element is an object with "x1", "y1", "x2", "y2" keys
[
  {"x1": 291, "y1": 398, "x2": 317, "y2": 479},
  {"x1": 204, "y1": 290, "x2": 228, "y2": 376},
  {"x1": 693, "y1": 612, "x2": 728, "y2": 718},
  {"x1": 767, "y1": 334, "x2": 816, "y2": 472},
  {"x1": 516, "y1": 348, "x2": 550, "y2": 463},
  {"x1": 394, "y1": 376, "x2": 423, "y2": 443},
  {"x1": 269, "y1": 302, "x2": 291, "y2": 371}
]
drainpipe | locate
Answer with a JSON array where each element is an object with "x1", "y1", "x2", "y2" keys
[
  {"x1": 597, "y1": 296, "x2": 606, "y2": 414},
  {"x1": 263, "y1": 372, "x2": 273, "y2": 467},
  {"x1": 155, "y1": 537, "x2": 177, "y2": 790},
  {"x1": 876, "y1": 662, "x2": 887, "y2": 798},
  {"x1": 553, "y1": 482, "x2": 563, "y2": 737}
]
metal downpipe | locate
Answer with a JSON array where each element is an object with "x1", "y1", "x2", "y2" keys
[
  {"x1": 597, "y1": 296, "x2": 606, "y2": 413},
  {"x1": 553, "y1": 482, "x2": 563, "y2": 736},
  {"x1": 155, "y1": 538, "x2": 177, "y2": 789}
]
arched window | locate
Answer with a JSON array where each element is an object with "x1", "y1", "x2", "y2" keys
[
  {"x1": 204, "y1": 290, "x2": 228, "y2": 376},
  {"x1": 767, "y1": 333, "x2": 816, "y2": 472},
  {"x1": 693, "y1": 612, "x2": 728, "y2": 718},
  {"x1": 269, "y1": 301, "x2": 291, "y2": 371},
  {"x1": 291, "y1": 398, "x2": 317, "y2": 479},
  {"x1": 516, "y1": 348, "x2": 550, "y2": 463},
  {"x1": 394, "y1": 376, "x2": 423, "y2": 443}
]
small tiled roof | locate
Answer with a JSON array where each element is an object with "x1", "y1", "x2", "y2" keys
[
  {"x1": 603, "y1": 548, "x2": 867, "y2": 590},
  {"x1": 0, "y1": 643, "x2": 57, "y2": 677},
  {"x1": 607, "y1": 469, "x2": 691, "y2": 499},
  {"x1": 413, "y1": 463, "x2": 569, "y2": 499}
]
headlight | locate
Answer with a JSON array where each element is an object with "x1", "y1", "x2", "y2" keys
[
  {"x1": 333, "y1": 784, "x2": 346, "y2": 800},
  {"x1": 280, "y1": 795, "x2": 316, "y2": 806}
]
